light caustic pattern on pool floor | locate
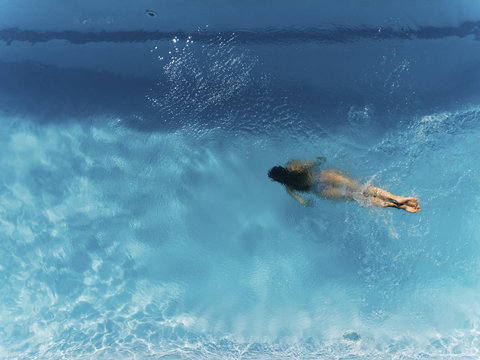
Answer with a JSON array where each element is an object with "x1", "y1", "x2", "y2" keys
[{"x1": 1, "y1": 106, "x2": 480, "y2": 359}]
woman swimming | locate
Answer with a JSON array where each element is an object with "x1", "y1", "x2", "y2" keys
[{"x1": 268, "y1": 158, "x2": 421, "y2": 213}]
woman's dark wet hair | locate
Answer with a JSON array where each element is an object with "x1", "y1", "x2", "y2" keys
[{"x1": 268, "y1": 165, "x2": 311, "y2": 192}]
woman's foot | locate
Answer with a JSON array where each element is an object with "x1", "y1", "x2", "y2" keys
[
  {"x1": 398, "y1": 203, "x2": 421, "y2": 213},
  {"x1": 375, "y1": 199, "x2": 421, "y2": 213},
  {"x1": 383, "y1": 199, "x2": 421, "y2": 213},
  {"x1": 392, "y1": 197, "x2": 419, "y2": 208}
]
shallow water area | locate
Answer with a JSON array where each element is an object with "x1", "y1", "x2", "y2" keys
[
  {"x1": 2, "y1": 1, "x2": 480, "y2": 359},
  {"x1": 1, "y1": 108, "x2": 480, "y2": 359}
]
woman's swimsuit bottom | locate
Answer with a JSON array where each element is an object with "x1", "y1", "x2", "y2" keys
[{"x1": 313, "y1": 171, "x2": 348, "y2": 196}]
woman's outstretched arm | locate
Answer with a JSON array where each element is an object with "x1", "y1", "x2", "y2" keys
[{"x1": 286, "y1": 187, "x2": 308, "y2": 206}]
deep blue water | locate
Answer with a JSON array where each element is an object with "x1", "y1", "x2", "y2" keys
[{"x1": 1, "y1": 1, "x2": 480, "y2": 359}]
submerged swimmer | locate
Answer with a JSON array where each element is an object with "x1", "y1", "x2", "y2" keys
[{"x1": 268, "y1": 157, "x2": 420, "y2": 213}]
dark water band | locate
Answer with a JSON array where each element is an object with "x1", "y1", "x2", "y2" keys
[{"x1": 1, "y1": 21, "x2": 479, "y2": 45}]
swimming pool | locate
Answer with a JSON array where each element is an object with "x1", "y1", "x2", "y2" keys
[{"x1": 1, "y1": 1, "x2": 480, "y2": 359}]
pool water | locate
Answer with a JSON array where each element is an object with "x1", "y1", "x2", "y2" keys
[{"x1": 1, "y1": 1, "x2": 480, "y2": 359}]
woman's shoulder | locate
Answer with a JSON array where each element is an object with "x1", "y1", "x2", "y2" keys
[
  {"x1": 286, "y1": 157, "x2": 326, "y2": 171},
  {"x1": 285, "y1": 160, "x2": 304, "y2": 171}
]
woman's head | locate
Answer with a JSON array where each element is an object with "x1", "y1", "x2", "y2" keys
[
  {"x1": 268, "y1": 166, "x2": 288, "y2": 183},
  {"x1": 268, "y1": 165, "x2": 311, "y2": 191}
]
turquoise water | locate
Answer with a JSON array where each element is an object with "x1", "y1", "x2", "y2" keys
[
  {"x1": 2, "y1": 1, "x2": 480, "y2": 359},
  {"x1": 2, "y1": 109, "x2": 480, "y2": 358}
]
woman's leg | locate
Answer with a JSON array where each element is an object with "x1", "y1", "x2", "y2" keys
[
  {"x1": 319, "y1": 169, "x2": 420, "y2": 212},
  {"x1": 322, "y1": 187, "x2": 420, "y2": 212},
  {"x1": 368, "y1": 196, "x2": 420, "y2": 213},
  {"x1": 365, "y1": 185, "x2": 419, "y2": 207}
]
